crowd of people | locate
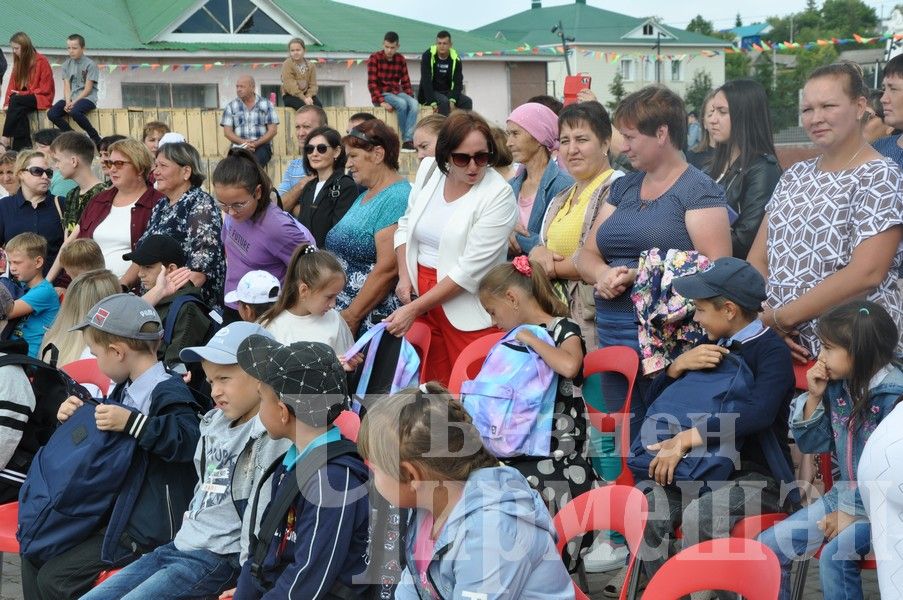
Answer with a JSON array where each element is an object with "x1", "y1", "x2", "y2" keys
[{"x1": 0, "y1": 24, "x2": 901, "y2": 600}]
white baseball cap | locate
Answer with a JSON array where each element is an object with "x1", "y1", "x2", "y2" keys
[
  {"x1": 157, "y1": 132, "x2": 186, "y2": 148},
  {"x1": 224, "y1": 270, "x2": 281, "y2": 305}
]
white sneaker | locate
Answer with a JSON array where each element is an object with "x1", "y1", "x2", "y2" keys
[{"x1": 582, "y1": 540, "x2": 629, "y2": 573}]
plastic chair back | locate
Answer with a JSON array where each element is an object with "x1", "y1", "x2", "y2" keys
[
  {"x1": 643, "y1": 538, "x2": 781, "y2": 600},
  {"x1": 404, "y1": 322, "x2": 432, "y2": 383},
  {"x1": 61, "y1": 358, "x2": 110, "y2": 397},
  {"x1": 583, "y1": 346, "x2": 639, "y2": 486},
  {"x1": 447, "y1": 332, "x2": 505, "y2": 395},
  {"x1": 730, "y1": 513, "x2": 788, "y2": 539},
  {"x1": 553, "y1": 485, "x2": 648, "y2": 600},
  {"x1": 0, "y1": 502, "x2": 18, "y2": 553}
]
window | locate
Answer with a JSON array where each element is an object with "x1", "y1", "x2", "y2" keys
[
  {"x1": 643, "y1": 59, "x2": 656, "y2": 82},
  {"x1": 174, "y1": 0, "x2": 289, "y2": 35},
  {"x1": 670, "y1": 60, "x2": 682, "y2": 82},
  {"x1": 122, "y1": 83, "x2": 218, "y2": 108},
  {"x1": 262, "y1": 84, "x2": 345, "y2": 107},
  {"x1": 620, "y1": 59, "x2": 635, "y2": 82},
  {"x1": 642, "y1": 24, "x2": 654, "y2": 35}
]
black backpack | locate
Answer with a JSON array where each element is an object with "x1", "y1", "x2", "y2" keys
[{"x1": 248, "y1": 440, "x2": 401, "y2": 600}]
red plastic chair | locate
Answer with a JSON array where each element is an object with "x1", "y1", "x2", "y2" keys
[
  {"x1": 62, "y1": 358, "x2": 110, "y2": 397},
  {"x1": 582, "y1": 346, "x2": 639, "y2": 486},
  {"x1": 93, "y1": 568, "x2": 121, "y2": 586},
  {"x1": 643, "y1": 538, "x2": 781, "y2": 600},
  {"x1": 731, "y1": 512, "x2": 788, "y2": 539},
  {"x1": 553, "y1": 484, "x2": 648, "y2": 600},
  {"x1": 447, "y1": 332, "x2": 505, "y2": 396},
  {"x1": 334, "y1": 410, "x2": 361, "y2": 443},
  {"x1": 0, "y1": 502, "x2": 18, "y2": 554},
  {"x1": 404, "y1": 322, "x2": 432, "y2": 383}
]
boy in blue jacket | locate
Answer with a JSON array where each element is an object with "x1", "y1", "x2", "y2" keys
[
  {"x1": 21, "y1": 293, "x2": 201, "y2": 600},
  {"x1": 636, "y1": 257, "x2": 796, "y2": 587},
  {"x1": 234, "y1": 335, "x2": 370, "y2": 599}
]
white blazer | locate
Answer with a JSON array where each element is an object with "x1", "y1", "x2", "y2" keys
[{"x1": 395, "y1": 157, "x2": 517, "y2": 331}]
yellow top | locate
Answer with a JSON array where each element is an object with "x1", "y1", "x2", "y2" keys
[{"x1": 546, "y1": 169, "x2": 613, "y2": 257}]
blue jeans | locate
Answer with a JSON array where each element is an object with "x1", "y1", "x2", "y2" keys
[
  {"x1": 595, "y1": 309, "x2": 651, "y2": 443},
  {"x1": 757, "y1": 495, "x2": 871, "y2": 600},
  {"x1": 80, "y1": 541, "x2": 240, "y2": 600},
  {"x1": 47, "y1": 98, "x2": 99, "y2": 142},
  {"x1": 382, "y1": 92, "x2": 418, "y2": 142}
]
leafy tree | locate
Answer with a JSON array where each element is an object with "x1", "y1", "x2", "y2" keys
[
  {"x1": 821, "y1": 0, "x2": 878, "y2": 36},
  {"x1": 736, "y1": 13, "x2": 743, "y2": 27},
  {"x1": 607, "y1": 72, "x2": 626, "y2": 111},
  {"x1": 686, "y1": 15, "x2": 714, "y2": 36},
  {"x1": 726, "y1": 52, "x2": 752, "y2": 80},
  {"x1": 685, "y1": 70, "x2": 713, "y2": 114}
]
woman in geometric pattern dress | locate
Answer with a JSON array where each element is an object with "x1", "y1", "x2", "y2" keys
[{"x1": 748, "y1": 62, "x2": 903, "y2": 362}]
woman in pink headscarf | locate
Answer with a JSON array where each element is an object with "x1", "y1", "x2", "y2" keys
[{"x1": 505, "y1": 102, "x2": 573, "y2": 256}]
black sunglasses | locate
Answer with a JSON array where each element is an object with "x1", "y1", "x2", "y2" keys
[
  {"x1": 23, "y1": 166, "x2": 53, "y2": 178},
  {"x1": 450, "y1": 151, "x2": 491, "y2": 168},
  {"x1": 347, "y1": 128, "x2": 377, "y2": 146},
  {"x1": 305, "y1": 143, "x2": 332, "y2": 155}
]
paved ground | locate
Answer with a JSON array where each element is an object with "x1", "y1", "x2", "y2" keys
[{"x1": 0, "y1": 551, "x2": 880, "y2": 599}]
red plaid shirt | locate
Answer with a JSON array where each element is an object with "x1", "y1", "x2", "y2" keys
[{"x1": 367, "y1": 51, "x2": 414, "y2": 105}]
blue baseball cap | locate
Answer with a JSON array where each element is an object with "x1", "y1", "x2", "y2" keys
[
  {"x1": 179, "y1": 322, "x2": 274, "y2": 364},
  {"x1": 672, "y1": 257, "x2": 767, "y2": 312}
]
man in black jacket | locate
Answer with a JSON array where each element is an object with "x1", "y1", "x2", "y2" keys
[{"x1": 418, "y1": 31, "x2": 473, "y2": 116}]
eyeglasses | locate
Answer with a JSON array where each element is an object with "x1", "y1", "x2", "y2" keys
[
  {"x1": 101, "y1": 159, "x2": 132, "y2": 170},
  {"x1": 450, "y1": 151, "x2": 491, "y2": 168},
  {"x1": 217, "y1": 199, "x2": 252, "y2": 214},
  {"x1": 22, "y1": 166, "x2": 53, "y2": 178},
  {"x1": 347, "y1": 128, "x2": 376, "y2": 146},
  {"x1": 305, "y1": 143, "x2": 332, "y2": 155}
]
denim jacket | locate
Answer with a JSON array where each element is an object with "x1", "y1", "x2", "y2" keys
[
  {"x1": 509, "y1": 159, "x2": 573, "y2": 254},
  {"x1": 790, "y1": 362, "x2": 903, "y2": 515}
]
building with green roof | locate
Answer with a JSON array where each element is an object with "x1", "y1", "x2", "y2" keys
[{"x1": 472, "y1": 0, "x2": 727, "y2": 106}]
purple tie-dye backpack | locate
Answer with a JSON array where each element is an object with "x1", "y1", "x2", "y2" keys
[{"x1": 461, "y1": 325, "x2": 558, "y2": 458}]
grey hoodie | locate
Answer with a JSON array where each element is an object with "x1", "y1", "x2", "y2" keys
[{"x1": 396, "y1": 466, "x2": 575, "y2": 599}]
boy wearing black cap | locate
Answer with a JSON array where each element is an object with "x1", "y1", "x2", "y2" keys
[
  {"x1": 22, "y1": 294, "x2": 201, "y2": 599},
  {"x1": 638, "y1": 257, "x2": 796, "y2": 584},
  {"x1": 234, "y1": 336, "x2": 371, "y2": 599},
  {"x1": 124, "y1": 234, "x2": 213, "y2": 369}
]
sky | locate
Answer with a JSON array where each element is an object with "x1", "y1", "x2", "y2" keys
[{"x1": 336, "y1": 0, "x2": 896, "y2": 32}]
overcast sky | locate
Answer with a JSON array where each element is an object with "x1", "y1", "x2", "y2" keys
[{"x1": 336, "y1": 0, "x2": 896, "y2": 32}]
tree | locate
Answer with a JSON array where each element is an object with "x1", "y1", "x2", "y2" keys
[
  {"x1": 686, "y1": 15, "x2": 715, "y2": 36},
  {"x1": 736, "y1": 13, "x2": 743, "y2": 27},
  {"x1": 685, "y1": 70, "x2": 713, "y2": 114},
  {"x1": 607, "y1": 72, "x2": 626, "y2": 111},
  {"x1": 726, "y1": 52, "x2": 751, "y2": 80},
  {"x1": 821, "y1": 0, "x2": 878, "y2": 36}
]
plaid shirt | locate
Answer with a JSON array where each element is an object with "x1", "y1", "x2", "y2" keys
[
  {"x1": 220, "y1": 94, "x2": 279, "y2": 141},
  {"x1": 367, "y1": 51, "x2": 414, "y2": 105}
]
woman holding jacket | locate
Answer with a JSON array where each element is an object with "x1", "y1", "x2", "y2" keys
[{"x1": 705, "y1": 79, "x2": 782, "y2": 259}]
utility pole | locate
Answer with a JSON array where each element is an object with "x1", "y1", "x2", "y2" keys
[
  {"x1": 772, "y1": 45, "x2": 777, "y2": 90},
  {"x1": 654, "y1": 31, "x2": 662, "y2": 83},
  {"x1": 552, "y1": 20, "x2": 575, "y2": 76}
]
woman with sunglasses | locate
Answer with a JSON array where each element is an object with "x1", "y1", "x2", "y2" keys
[
  {"x1": 0, "y1": 151, "x2": 65, "y2": 272},
  {"x1": 386, "y1": 111, "x2": 517, "y2": 385},
  {"x1": 325, "y1": 120, "x2": 410, "y2": 335},
  {"x1": 74, "y1": 138, "x2": 161, "y2": 284},
  {"x1": 705, "y1": 79, "x2": 782, "y2": 259},
  {"x1": 135, "y1": 142, "x2": 225, "y2": 308},
  {"x1": 294, "y1": 126, "x2": 357, "y2": 247},
  {"x1": 213, "y1": 147, "x2": 313, "y2": 324}
]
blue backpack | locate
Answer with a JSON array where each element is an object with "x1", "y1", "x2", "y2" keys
[
  {"x1": 627, "y1": 351, "x2": 755, "y2": 483},
  {"x1": 461, "y1": 325, "x2": 558, "y2": 458},
  {"x1": 17, "y1": 398, "x2": 141, "y2": 563}
]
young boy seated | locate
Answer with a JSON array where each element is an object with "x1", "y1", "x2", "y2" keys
[
  {"x1": 49, "y1": 131, "x2": 106, "y2": 234},
  {"x1": 636, "y1": 257, "x2": 796, "y2": 587},
  {"x1": 224, "y1": 269, "x2": 281, "y2": 323},
  {"x1": 31, "y1": 128, "x2": 77, "y2": 198},
  {"x1": 125, "y1": 234, "x2": 213, "y2": 369},
  {"x1": 234, "y1": 335, "x2": 371, "y2": 598},
  {"x1": 59, "y1": 238, "x2": 105, "y2": 279},
  {"x1": 21, "y1": 293, "x2": 201, "y2": 599},
  {"x1": 5, "y1": 233, "x2": 60, "y2": 357},
  {"x1": 81, "y1": 322, "x2": 290, "y2": 600}
]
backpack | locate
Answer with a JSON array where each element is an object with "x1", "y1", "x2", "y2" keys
[
  {"x1": 17, "y1": 397, "x2": 140, "y2": 563},
  {"x1": 627, "y1": 351, "x2": 756, "y2": 483},
  {"x1": 0, "y1": 345, "x2": 93, "y2": 490},
  {"x1": 247, "y1": 440, "x2": 386, "y2": 599},
  {"x1": 460, "y1": 325, "x2": 559, "y2": 458},
  {"x1": 0, "y1": 276, "x2": 25, "y2": 340},
  {"x1": 163, "y1": 294, "x2": 221, "y2": 400},
  {"x1": 342, "y1": 322, "x2": 420, "y2": 413}
]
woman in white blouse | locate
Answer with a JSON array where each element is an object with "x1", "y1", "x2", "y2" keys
[{"x1": 386, "y1": 112, "x2": 516, "y2": 385}]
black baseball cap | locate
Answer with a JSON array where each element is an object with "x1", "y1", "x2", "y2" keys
[
  {"x1": 237, "y1": 335, "x2": 348, "y2": 428},
  {"x1": 672, "y1": 257, "x2": 767, "y2": 312},
  {"x1": 123, "y1": 234, "x2": 185, "y2": 267}
]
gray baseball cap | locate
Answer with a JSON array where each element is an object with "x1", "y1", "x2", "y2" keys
[
  {"x1": 672, "y1": 257, "x2": 767, "y2": 312},
  {"x1": 237, "y1": 335, "x2": 348, "y2": 427},
  {"x1": 180, "y1": 322, "x2": 274, "y2": 365},
  {"x1": 70, "y1": 293, "x2": 163, "y2": 340}
]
